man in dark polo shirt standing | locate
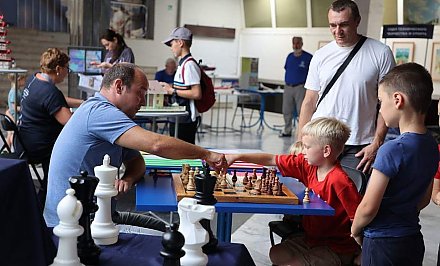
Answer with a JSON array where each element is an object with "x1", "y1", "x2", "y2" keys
[{"x1": 280, "y1": 36, "x2": 312, "y2": 137}]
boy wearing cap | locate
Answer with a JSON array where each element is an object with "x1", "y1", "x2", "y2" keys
[{"x1": 161, "y1": 27, "x2": 201, "y2": 144}]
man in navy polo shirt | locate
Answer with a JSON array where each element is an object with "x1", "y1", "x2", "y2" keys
[{"x1": 280, "y1": 37, "x2": 312, "y2": 137}]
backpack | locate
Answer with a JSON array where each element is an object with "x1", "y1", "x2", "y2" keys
[{"x1": 182, "y1": 58, "x2": 216, "y2": 113}]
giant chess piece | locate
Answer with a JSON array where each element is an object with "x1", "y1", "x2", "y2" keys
[
  {"x1": 193, "y1": 162, "x2": 218, "y2": 253},
  {"x1": 51, "y1": 189, "x2": 84, "y2": 266},
  {"x1": 91, "y1": 154, "x2": 119, "y2": 245},
  {"x1": 160, "y1": 223, "x2": 185, "y2": 266},
  {"x1": 69, "y1": 171, "x2": 101, "y2": 265},
  {"x1": 178, "y1": 198, "x2": 215, "y2": 266}
]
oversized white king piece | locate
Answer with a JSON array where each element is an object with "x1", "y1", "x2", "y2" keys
[
  {"x1": 51, "y1": 189, "x2": 84, "y2": 266},
  {"x1": 91, "y1": 154, "x2": 119, "y2": 245},
  {"x1": 178, "y1": 197, "x2": 215, "y2": 266}
]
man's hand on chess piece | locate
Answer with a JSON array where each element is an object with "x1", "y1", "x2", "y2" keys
[{"x1": 204, "y1": 152, "x2": 228, "y2": 173}]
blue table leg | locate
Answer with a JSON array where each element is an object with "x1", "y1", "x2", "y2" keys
[
  {"x1": 217, "y1": 213, "x2": 225, "y2": 242},
  {"x1": 216, "y1": 212, "x2": 232, "y2": 243}
]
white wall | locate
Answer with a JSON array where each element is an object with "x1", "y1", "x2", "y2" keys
[{"x1": 128, "y1": 0, "x2": 440, "y2": 96}]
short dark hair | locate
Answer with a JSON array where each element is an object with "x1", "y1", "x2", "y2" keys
[
  {"x1": 292, "y1": 37, "x2": 303, "y2": 43},
  {"x1": 329, "y1": 0, "x2": 361, "y2": 22},
  {"x1": 101, "y1": 63, "x2": 137, "y2": 90},
  {"x1": 379, "y1": 63, "x2": 433, "y2": 114}
]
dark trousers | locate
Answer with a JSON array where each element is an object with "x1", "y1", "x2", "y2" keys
[
  {"x1": 338, "y1": 144, "x2": 368, "y2": 170},
  {"x1": 170, "y1": 117, "x2": 200, "y2": 144},
  {"x1": 362, "y1": 233, "x2": 424, "y2": 266}
]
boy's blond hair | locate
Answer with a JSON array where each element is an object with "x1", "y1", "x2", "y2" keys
[
  {"x1": 301, "y1": 117, "x2": 351, "y2": 156},
  {"x1": 7, "y1": 73, "x2": 27, "y2": 84},
  {"x1": 289, "y1": 141, "x2": 303, "y2": 155}
]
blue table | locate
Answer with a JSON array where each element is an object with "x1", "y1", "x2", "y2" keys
[
  {"x1": 234, "y1": 88, "x2": 283, "y2": 133},
  {"x1": 136, "y1": 172, "x2": 334, "y2": 243}
]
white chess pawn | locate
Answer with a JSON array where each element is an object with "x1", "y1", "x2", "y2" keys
[
  {"x1": 178, "y1": 198, "x2": 215, "y2": 266},
  {"x1": 91, "y1": 154, "x2": 119, "y2": 245},
  {"x1": 51, "y1": 189, "x2": 84, "y2": 266}
]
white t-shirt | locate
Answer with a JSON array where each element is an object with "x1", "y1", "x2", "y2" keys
[
  {"x1": 305, "y1": 38, "x2": 395, "y2": 145},
  {"x1": 174, "y1": 56, "x2": 201, "y2": 122}
]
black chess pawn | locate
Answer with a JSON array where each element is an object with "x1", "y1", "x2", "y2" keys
[
  {"x1": 231, "y1": 170, "x2": 238, "y2": 187},
  {"x1": 69, "y1": 170, "x2": 101, "y2": 265},
  {"x1": 160, "y1": 223, "x2": 185, "y2": 266}
]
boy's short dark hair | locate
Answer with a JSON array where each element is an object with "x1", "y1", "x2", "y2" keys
[{"x1": 379, "y1": 63, "x2": 433, "y2": 114}]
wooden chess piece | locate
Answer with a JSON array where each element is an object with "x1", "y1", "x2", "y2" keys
[
  {"x1": 276, "y1": 182, "x2": 283, "y2": 196},
  {"x1": 242, "y1": 171, "x2": 249, "y2": 185},
  {"x1": 69, "y1": 171, "x2": 101, "y2": 265},
  {"x1": 220, "y1": 172, "x2": 228, "y2": 189},
  {"x1": 186, "y1": 168, "x2": 196, "y2": 191},
  {"x1": 252, "y1": 169, "x2": 258, "y2": 182},
  {"x1": 303, "y1": 187, "x2": 310, "y2": 203},
  {"x1": 160, "y1": 223, "x2": 185, "y2": 266},
  {"x1": 231, "y1": 170, "x2": 238, "y2": 187}
]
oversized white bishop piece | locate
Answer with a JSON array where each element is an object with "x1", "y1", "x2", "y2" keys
[
  {"x1": 91, "y1": 154, "x2": 119, "y2": 245},
  {"x1": 178, "y1": 198, "x2": 215, "y2": 266},
  {"x1": 51, "y1": 189, "x2": 84, "y2": 266}
]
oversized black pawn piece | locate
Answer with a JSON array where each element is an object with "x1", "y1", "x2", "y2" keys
[
  {"x1": 193, "y1": 162, "x2": 218, "y2": 253},
  {"x1": 69, "y1": 170, "x2": 101, "y2": 265},
  {"x1": 161, "y1": 223, "x2": 185, "y2": 266}
]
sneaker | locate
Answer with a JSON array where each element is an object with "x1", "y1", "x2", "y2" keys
[{"x1": 279, "y1": 132, "x2": 292, "y2": 137}]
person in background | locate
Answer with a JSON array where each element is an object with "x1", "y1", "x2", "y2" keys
[
  {"x1": 297, "y1": 0, "x2": 395, "y2": 173},
  {"x1": 18, "y1": 48, "x2": 83, "y2": 202},
  {"x1": 351, "y1": 63, "x2": 438, "y2": 266},
  {"x1": 155, "y1": 58, "x2": 177, "y2": 85},
  {"x1": 5, "y1": 73, "x2": 27, "y2": 148},
  {"x1": 44, "y1": 63, "x2": 227, "y2": 229},
  {"x1": 90, "y1": 28, "x2": 135, "y2": 71},
  {"x1": 161, "y1": 27, "x2": 201, "y2": 144},
  {"x1": 279, "y1": 36, "x2": 312, "y2": 138},
  {"x1": 225, "y1": 117, "x2": 361, "y2": 265}
]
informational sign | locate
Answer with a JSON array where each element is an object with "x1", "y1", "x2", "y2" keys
[
  {"x1": 382, "y1": 24, "x2": 434, "y2": 39},
  {"x1": 240, "y1": 57, "x2": 259, "y2": 91}
]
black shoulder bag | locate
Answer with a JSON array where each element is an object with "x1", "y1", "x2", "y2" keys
[{"x1": 316, "y1": 35, "x2": 367, "y2": 107}]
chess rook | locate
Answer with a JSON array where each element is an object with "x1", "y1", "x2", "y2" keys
[
  {"x1": 51, "y1": 189, "x2": 84, "y2": 266},
  {"x1": 91, "y1": 154, "x2": 119, "y2": 245}
]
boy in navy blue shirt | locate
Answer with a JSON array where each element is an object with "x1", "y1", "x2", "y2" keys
[{"x1": 351, "y1": 63, "x2": 438, "y2": 265}]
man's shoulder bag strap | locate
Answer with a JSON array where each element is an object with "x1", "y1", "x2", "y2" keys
[{"x1": 316, "y1": 35, "x2": 367, "y2": 107}]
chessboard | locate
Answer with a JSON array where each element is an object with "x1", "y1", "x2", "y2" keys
[{"x1": 173, "y1": 167, "x2": 299, "y2": 205}]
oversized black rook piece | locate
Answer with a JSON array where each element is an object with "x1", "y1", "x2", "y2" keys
[
  {"x1": 69, "y1": 170, "x2": 101, "y2": 265},
  {"x1": 160, "y1": 223, "x2": 185, "y2": 266},
  {"x1": 193, "y1": 162, "x2": 218, "y2": 253}
]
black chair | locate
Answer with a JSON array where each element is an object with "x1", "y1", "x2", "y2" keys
[
  {"x1": 0, "y1": 113, "x2": 45, "y2": 191},
  {"x1": 268, "y1": 165, "x2": 367, "y2": 246}
]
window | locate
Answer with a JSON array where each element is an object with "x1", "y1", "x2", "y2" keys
[
  {"x1": 244, "y1": 0, "x2": 272, "y2": 28},
  {"x1": 275, "y1": 0, "x2": 307, "y2": 27},
  {"x1": 311, "y1": 0, "x2": 333, "y2": 27}
]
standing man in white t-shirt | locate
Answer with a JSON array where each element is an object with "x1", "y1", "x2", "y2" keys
[
  {"x1": 297, "y1": 0, "x2": 395, "y2": 172},
  {"x1": 161, "y1": 27, "x2": 201, "y2": 144}
]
